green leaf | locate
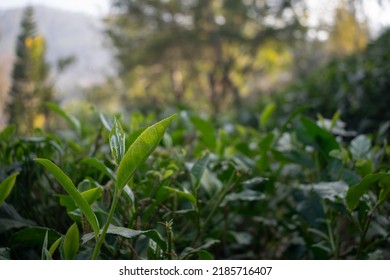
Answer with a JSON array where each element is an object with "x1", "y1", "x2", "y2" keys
[
  {"x1": 109, "y1": 118, "x2": 126, "y2": 165},
  {"x1": 190, "y1": 115, "x2": 216, "y2": 151},
  {"x1": 0, "y1": 173, "x2": 19, "y2": 206},
  {"x1": 346, "y1": 173, "x2": 389, "y2": 211},
  {"x1": 46, "y1": 102, "x2": 81, "y2": 134},
  {"x1": 181, "y1": 239, "x2": 219, "y2": 259},
  {"x1": 297, "y1": 116, "x2": 339, "y2": 155},
  {"x1": 164, "y1": 186, "x2": 197, "y2": 206},
  {"x1": 59, "y1": 187, "x2": 103, "y2": 212},
  {"x1": 260, "y1": 102, "x2": 276, "y2": 128},
  {"x1": 63, "y1": 223, "x2": 79, "y2": 260},
  {"x1": 48, "y1": 236, "x2": 63, "y2": 256},
  {"x1": 191, "y1": 153, "x2": 209, "y2": 191},
  {"x1": 116, "y1": 114, "x2": 176, "y2": 191},
  {"x1": 350, "y1": 135, "x2": 372, "y2": 161},
  {"x1": 34, "y1": 158, "x2": 100, "y2": 235},
  {"x1": 81, "y1": 158, "x2": 115, "y2": 181},
  {"x1": 9, "y1": 227, "x2": 61, "y2": 248},
  {"x1": 0, "y1": 125, "x2": 15, "y2": 141},
  {"x1": 41, "y1": 231, "x2": 52, "y2": 260},
  {"x1": 82, "y1": 225, "x2": 167, "y2": 251},
  {"x1": 99, "y1": 112, "x2": 114, "y2": 131},
  {"x1": 379, "y1": 174, "x2": 390, "y2": 204}
]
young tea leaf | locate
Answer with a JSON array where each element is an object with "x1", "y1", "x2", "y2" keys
[
  {"x1": 259, "y1": 102, "x2": 276, "y2": 128},
  {"x1": 48, "y1": 236, "x2": 63, "y2": 256},
  {"x1": 34, "y1": 158, "x2": 100, "y2": 235},
  {"x1": 191, "y1": 153, "x2": 210, "y2": 191},
  {"x1": 59, "y1": 187, "x2": 103, "y2": 212},
  {"x1": 346, "y1": 172, "x2": 389, "y2": 211},
  {"x1": 0, "y1": 172, "x2": 19, "y2": 206},
  {"x1": 109, "y1": 118, "x2": 126, "y2": 165},
  {"x1": 81, "y1": 158, "x2": 116, "y2": 181},
  {"x1": 116, "y1": 114, "x2": 176, "y2": 191},
  {"x1": 63, "y1": 223, "x2": 79, "y2": 260},
  {"x1": 190, "y1": 115, "x2": 217, "y2": 151},
  {"x1": 164, "y1": 186, "x2": 197, "y2": 206},
  {"x1": 41, "y1": 231, "x2": 52, "y2": 260}
]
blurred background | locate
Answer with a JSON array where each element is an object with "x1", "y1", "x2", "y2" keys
[{"x1": 1, "y1": 0, "x2": 389, "y2": 135}]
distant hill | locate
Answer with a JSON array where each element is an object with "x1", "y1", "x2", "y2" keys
[{"x1": 0, "y1": 5, "x2": 114, "y2": 99}]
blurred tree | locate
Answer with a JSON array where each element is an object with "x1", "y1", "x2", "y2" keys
[
  {"x1": 7, "y1": 6, "x2": 53, "y2": 135},
  {"x1": 105, "y1": 0, "x2": 306, "y2": 113},
  {"x1": 327, "y1": 0, "x2": 368, "y2": 56}
]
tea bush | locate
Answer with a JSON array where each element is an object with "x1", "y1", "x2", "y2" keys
[{"x1": 0, "y1": 105, "x2": 389, "y2": 260}]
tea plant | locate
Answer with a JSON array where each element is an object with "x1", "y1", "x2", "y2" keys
[{"x1": 0, "y1": 105, "x2": 389, "y2": 260}]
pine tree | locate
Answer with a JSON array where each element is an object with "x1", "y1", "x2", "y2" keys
[{"x1": 7, "y1": 6, "x2": 53, "y2": 135}]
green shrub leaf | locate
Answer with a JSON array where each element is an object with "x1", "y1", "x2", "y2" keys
[
  {"x1": 191, "y1": 153, "x2": 209, "y2": 191},
  {"x1": 116, "y1": 114, "x2": 176, "y2": 191},
  {"x1": 109, "y1": 118, "x2": 126, "y2": 165},
  {"x1": 350, "y1": 135, "x2": 372, "y2": 161},
  {"x1": 59, "y1": 187, "x2": 103, "y2": 212},
  {"x1": 81, "y1": 158, "x2": 115, "y2": 181},
  {"x1": 164, "y1": 186, "x2": 197, "y2": 206},
  {"x1": 346, "y1": 172, "x2": 389, "y2": 211},
  {"x1": 190, "y1": 115, "x2": 216, "y2": 151},
  {"x1": 63, "y1": 223, "x2": 79, "y2": 260},
  {"x1": 379, "y1": 174, "x2": 390, "y2": 204},
  {"x1": 82, "y1": 225, "x2": 167, "y2": 251},
  {"x1": 260, "y1": 102, "x2": 276, "y2": 128},
  {"x1": 0, "y1": 173, "x2": 19, "y2": 206},
  {"x1": 34, "y1": 158, "x2": 100, "y2": 235}
]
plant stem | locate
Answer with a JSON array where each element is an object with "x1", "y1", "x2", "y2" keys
[
  {"x1": 91, "y1": 189, "x2": 121, "y2": 260},
  {"x1": 356, "y1": 204, "x2": 377, "y2": 259}
]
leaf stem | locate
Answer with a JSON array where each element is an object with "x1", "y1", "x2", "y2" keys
[
  {"x1": 356, "y1": 203, "x2": 378, "y2": 259},
  {"x1": 91, "y1": 189, "x2": 121, "y2": 260}
]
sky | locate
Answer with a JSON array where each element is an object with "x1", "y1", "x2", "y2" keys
[
  {"x1": 0, "y1": 0, "x2": 389, "y2": 33},
  {"x1": 0, "y1": 0, "x2": 111, "y2": 16}
]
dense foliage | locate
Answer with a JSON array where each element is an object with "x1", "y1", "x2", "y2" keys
[
  {"x1": 1, "y1": 104, "x2": 389, "y2": 260},
  {"x1": 273, "y1": 29, "x2": 390, "y2": 136}
]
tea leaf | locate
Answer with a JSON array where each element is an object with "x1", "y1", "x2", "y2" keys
[
  {"x1": 41, "y1": 231, "x2": 51, "y2": 260},
  {"x1": 297, "y1": 116, "x2": 339, "y2": 155},
  {"x1": 346, "y1": 172, "x2": 389, "y2": 211},
  {"x1": 190, "y1": 115, "x2": 216, "y2": 151},
  {"x1": 350, "y1": 135, "x2": 372, "y2": 161},
  {"x1": 34, "y1": 158, "x2": 100, "y2": 235},
  {"x1": 164, "y1": 186, "x2": 197, "y2": 206},
  {"x1": 81, "y1": 158, "x2": 115, "y2": 181},
  {"x1": 59, "y1": 187, "x2": 103, "y2": 212},
  {"x1": 191, "y1": 153, "x2": 209, "y2": 191},
  {"x1": 82, "y1": 225, "x2": 167, "y2": 251},
  {"x1": 379, "y1": 174, "x2": 390, "y2": 204},
  {"x1": 116, "y1": 114, "x2": 176, "y2": 191},
  {"x1": 63, "y1": 223, "x2": 79, "y2": 260},
  {"x1": 48, "y1": 236, "x2": 63, "y2": 256},
  {"x1": 260, "y1": 102, "x2": 276, "y2": 128},
  {"x1": 109, "y1": 118, "x2": 126, "y2": 165},
  {"x1": 0, "y1": 172, "x2": 19, "y2": 206}
]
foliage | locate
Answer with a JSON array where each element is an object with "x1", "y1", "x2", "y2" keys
[
  {"x1": 272, "y1": 28, "x2": 390, "y2": 137},
  {"x1": 0, "y1": 104, "x2": 389, "y2": 260}
]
